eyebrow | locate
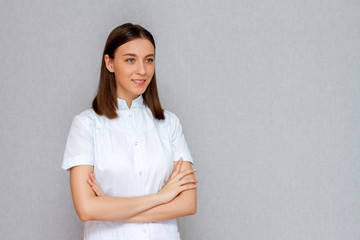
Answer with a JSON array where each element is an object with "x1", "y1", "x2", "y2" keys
[{"x1": 122, "y1": 53, "x2": 155, "y2": 57}]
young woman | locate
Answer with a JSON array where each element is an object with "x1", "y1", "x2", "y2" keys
[{"x1": 61, "y1": 23, "x2": 198, "y2": 240}]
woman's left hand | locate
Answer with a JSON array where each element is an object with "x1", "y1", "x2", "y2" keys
[{"x1": 87, "y1": 173, "x2": 105, "y2": 196}]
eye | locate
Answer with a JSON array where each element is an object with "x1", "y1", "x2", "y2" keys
[
  {"x1": 145, "y1": 58, "x2": 154, "y2": 63},
  {"x1": 126, "y1": 58, "x2": 135, "y2": 63}
]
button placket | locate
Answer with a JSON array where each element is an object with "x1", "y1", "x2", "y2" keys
[
  {"x1": 128, "y1": 110, "x2": 136, "y2": 120},
  {"x1": 143, "y1": 225, "x2": 149, "y2": 236},
  {"x1": 134, "y1": 138, "x2": 142, "y2": 177}
]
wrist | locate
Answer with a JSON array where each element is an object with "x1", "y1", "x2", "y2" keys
[{"x1": 153, "y1": 192, "x2": 166, "y2": 205}]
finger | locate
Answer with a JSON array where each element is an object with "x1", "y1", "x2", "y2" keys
[
  {"x1": 179, "y1": 179, "x2": 198, "y2": 186},
  {"x1": 89, "y1": 173, "x2": 98, "y2": 184},
  {"x1": 87, "y1": 178, "x2": 99, "y2": 196},
  {"x1": 91, "y1": 185, "x2": 100, "y2": 196},
  {"x1": 176, "y1": 169, "x2": 197, "y2": 180},
  {"x1": 90, "y1": 180, "x2": 104, "y2": 196},
  {"x1": 180, "y1": 184, "x2": 198, "y2": 192},
  {"x1": 88, "y1": 173, "x2": 95, "y2": 184},
  {"x1": 178, "y1": 158, "x2": 186, "y2": 172},
  {"x1": 91, "y1": 179, "x2": 104, "y2": 195},
  {"x1": 170, "y1": 158, "x2": 183, "y2": 179},
  {"x1": 175, "y1": 158, "x2": 183, "y2": 171},
  {"x1": 88, "y1": 175, "x2": 105, "y2": 196},
  {"x1": 89, "y1": 173, "x2": 103, "y2": 189},
  {"x1": 95, "y1": 185, "x2": 104, "y2": 196},
  {"x1": 88, "y1": 179, "x2": 102, "y2": 196},
  {"x1": 87, "y1": 178, "x2": 94, "y2": 187}
]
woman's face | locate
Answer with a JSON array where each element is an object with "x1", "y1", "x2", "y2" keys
[{"x1": 104, "y1": 38, "x2": 155, "y2": 103}]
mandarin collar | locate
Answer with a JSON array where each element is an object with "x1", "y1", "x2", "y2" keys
[{"x1": 117, "y1": 95, "x2": 144, "y2": 111}]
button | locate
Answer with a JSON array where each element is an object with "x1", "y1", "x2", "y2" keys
[
  {"x1": 139, "y1": 171, "x2": 142, "y2": 175},
  {"x1": 135, "y1": 141, "x2": 138, "y2": 146},
  {"x1": 128, "y1": 114, "x2": 132, "y2": 118}
]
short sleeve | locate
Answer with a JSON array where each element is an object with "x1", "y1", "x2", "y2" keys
[
  {"x1": 170, "y1": 113, "x2": 194, "y2": 165},
  {"x1": 61, "y1": 115, "x2": 94, "y2": 171}
]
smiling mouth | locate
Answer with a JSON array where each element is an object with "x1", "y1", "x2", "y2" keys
[
  {"x1": 132, "y1": 79, "x2": 146, "y2": 86},
  {"x1": 132, "y1": 79, "x2": 146, "y2": 83}
]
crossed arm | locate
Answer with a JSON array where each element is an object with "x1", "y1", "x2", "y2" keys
[{"x1": 69, "y1": 159, "x2": 197, "y2": 222}]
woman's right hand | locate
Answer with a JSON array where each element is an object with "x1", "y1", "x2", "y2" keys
[
  {"x1": 157, "y1": 158, "x2": 198, "y2": 204},
  {"x1": 87, "y1": 172, "x2": 105, "y2": 197}
]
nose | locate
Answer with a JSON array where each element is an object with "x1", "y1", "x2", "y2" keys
[{"x1": 136, "y1": 61, "x2": 146, "y2": 75}]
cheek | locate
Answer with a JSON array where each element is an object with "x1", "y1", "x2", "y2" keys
[
  {"x1": 146, "y1": 65, "x2": 155, "y2": 77},
  {"x1": 114, "y1": 65, "x2": 134, "y2": 78}
]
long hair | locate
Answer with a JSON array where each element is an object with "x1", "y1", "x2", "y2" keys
[{"x1": 92, "y1": 23, "x2": 165, "y2": 120}]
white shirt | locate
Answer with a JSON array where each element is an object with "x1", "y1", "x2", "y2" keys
[{"x1": 62, "y1": 95, "x2": 194, "y2": 240}]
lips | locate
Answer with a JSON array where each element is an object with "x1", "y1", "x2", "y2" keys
[{"x1": 132, "y1": 79, "x2": 146, "y2": 86}]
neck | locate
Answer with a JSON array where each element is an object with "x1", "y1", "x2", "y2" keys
[
  {"x1": 125, "y1": 99, "x2": 132, "y2": 108},
  {"x1": 117, "y1": 94, "x2": 142, "y2": 109}
]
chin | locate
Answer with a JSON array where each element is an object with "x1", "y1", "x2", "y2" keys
[{"x1": 135, "y1": 86, "x2": 149, "y2": 94}]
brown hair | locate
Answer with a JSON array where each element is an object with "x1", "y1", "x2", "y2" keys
[{"x1": 92, "y1": 23, "x2": 165, "y2": 120}]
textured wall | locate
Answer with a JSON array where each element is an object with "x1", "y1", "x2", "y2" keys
[{"x1": 0, "y1": 0, "x2": 359, "y2": 239}]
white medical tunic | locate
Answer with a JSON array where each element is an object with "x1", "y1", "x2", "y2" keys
[{"x1": 62, "y1": 95, "x2": 194, "y2": 240}]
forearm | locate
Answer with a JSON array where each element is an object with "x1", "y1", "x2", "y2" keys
[
  {"x1": 123, "y1": 189, "x2": 197, "y2": 223},
  {"x1": 80, "y1": 193, "x2": 163, "y2": 222},
  {"x1": 70, "y1": 166, "x2": 164, "y2": 222},
  {"x1": 76, "y1": 161, "x2": 197, "y2": 222}
]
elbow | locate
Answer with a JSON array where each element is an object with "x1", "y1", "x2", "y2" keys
[
  {"x1": 76, "y1": 204, "x2": 93, "y2": 222},
  {"x1": 78, "y1": 211, "x2": 91, "y2": 222},
  {"x1": 186, "y1": 197, "x2": 197, "y2": 216},
  {"x1": 182, "y1": 190, "x2": 197, "y2": 216},
  {"x1": 188, "y1": 204, "x2": 197, "y2": 215},
  {"x1": 191, "y1": 204, "x2": 197, "y2": 215}
]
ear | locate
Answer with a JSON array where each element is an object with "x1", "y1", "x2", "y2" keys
[{"x1": 104, "y1": 54, "x2": 114, "y2": 73}]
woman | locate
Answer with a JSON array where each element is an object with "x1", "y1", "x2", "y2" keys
[{"x1": 62, "y1": 23, "x2": 198, "y2": 240}]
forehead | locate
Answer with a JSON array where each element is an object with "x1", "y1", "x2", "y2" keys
[{"x1": 115, "y1": 39, "x2": 155, "y2": 56}]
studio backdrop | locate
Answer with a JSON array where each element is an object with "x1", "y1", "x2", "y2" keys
[{"x1": 0, "y1": 0, "x2": 359, "y2": 239}]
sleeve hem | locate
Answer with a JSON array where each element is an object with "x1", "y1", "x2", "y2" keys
[
  {"x1": 61, "y1": 156, "x2": 94, "y2": 171},
  {"x1": 173, "y1": 151, "x2": 194, "y2": 165}
]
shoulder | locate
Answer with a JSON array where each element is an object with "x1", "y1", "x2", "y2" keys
[
  {"x1": 161, "y1": 109, "x2": 181, "y2": 127},
  {"x1": 159, "y1": 110, "x2": 184, "y2": 136},
  {"x1": 72, "y1": 108, "x2": 100, "y2": 130},
  {"x1": 164, "y1": 109, "x2": 179, "y2": 122},
  {"x1": 76, "y1": 108, "x2": 97, "y2": 119},
  {"x1": 143, "y1": 106, "x2": 184, "y2": 135}
]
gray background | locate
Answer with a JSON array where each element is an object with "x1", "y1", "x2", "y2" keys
[{"x1": 0, "y1": 0, "x2": 359, "y2": 239}]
